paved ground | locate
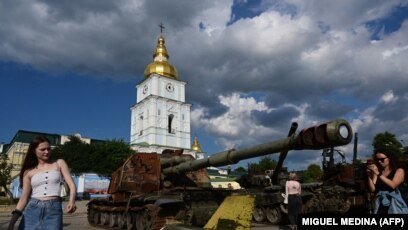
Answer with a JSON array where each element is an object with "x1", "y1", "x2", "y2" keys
[
  {"x1": 0, "y1": 200, "x2": 290, "y2": 229},
  {"x1": 0, "y1": 200, "x2": 90, "y2": 215},
  {"x1": 0, "y1": 200, "x2": 99, "y2": 230}
]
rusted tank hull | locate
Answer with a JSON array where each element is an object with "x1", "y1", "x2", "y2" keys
[
  {"x1": 244, "y1": 161, "x2": 370, "y2": 225},
  {"x1": 87, "y1": 188, "x2": 237, "y2": 230}
]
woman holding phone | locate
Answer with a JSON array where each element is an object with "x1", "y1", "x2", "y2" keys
[{"x1": 367, "y1": 146, "x2": 407, "y2": 214}]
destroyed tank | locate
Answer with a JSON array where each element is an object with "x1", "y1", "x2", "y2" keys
[
  {"x1": 302, "y1": 133, "x2": 371, "y2": 215},
  {"x1": 236, "y1": 122, "x2": 298, "y2": 224},
  {"x1": 237, "y1": 131, "x2": 371, "y2": 225},
  {"x1": 87, "y1": 119, "x2": 353, "y2": 230},
  {"x1": 235, "y1": 168, "x2": 289, "y2": 224}
]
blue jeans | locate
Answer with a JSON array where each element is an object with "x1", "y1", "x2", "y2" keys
[{"x1": 19, "y1": 198, "x2": 62, "y2": 230}]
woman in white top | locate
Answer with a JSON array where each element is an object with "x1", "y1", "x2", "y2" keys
[
  {"x1": 286, "y1": 172, "x2": 302, "y2": 230},
  {"x1": 8, "y1": 136, "x2": 76, "y2": 230}
]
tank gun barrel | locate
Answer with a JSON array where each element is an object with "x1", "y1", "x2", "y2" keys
[
  {"x1": 162, "y1": 119, "x2": 352, "y2": 175},
  {"x1": 160, "y1": 155, "x2": 193, "y2": 168}
]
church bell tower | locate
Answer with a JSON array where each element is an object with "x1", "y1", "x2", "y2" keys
[{"x1": 130, "y1": 29, "x2": 200, "y2": 157}]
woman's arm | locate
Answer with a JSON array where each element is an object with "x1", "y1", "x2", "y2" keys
[
  {"x1": 15, "y1": 170, "x2": 32, "y2": 211},
  {"x1": 298, "y1": 181, "x2": 301, "y2": 195},
  {"x1": 9, "y1": 170, "x2": 32, "y2": 229},
  {"x1": 57, "y1": 159, "x2": 77, "y2": 213},
  {"x1": 377, "y1": 168, "x2": 405, "y2": 190},
  {"x1": 367, "y1": 176, "x2": 377, "y2": 192},
  {"x1": 367, "y1": 164, "x2": 379, "y2": 192}
]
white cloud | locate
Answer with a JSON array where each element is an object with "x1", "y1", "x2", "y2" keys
[
  {"x1": 192, "y1": 93, "x2": 276, "y2": 149},
  {"x1": 382, "y1": 45, "x2": 408, "y2": 59},
  {"x1": 380, "y1": 90, "x2": 398, "y2": 104},
  {"x1": 281, "y1": 0, "x2": 404, "y2": 29},
  {"x1": 194, "y1": 0, "x2": 233, "y2": 36},
  {"x1": 1, "y1": 0, "x2": 408, "y2": 169}
]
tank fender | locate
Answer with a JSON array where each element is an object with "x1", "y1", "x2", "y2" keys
[{"x1": 154, "y1": 198, "x2": 185, "y2": 206}]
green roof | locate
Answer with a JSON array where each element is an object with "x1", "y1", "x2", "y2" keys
[
  {"x1": 2, "y1": 130, "x2": 62, "y2": 153},
  {"x1": 132, "y1": 142, "x2": 195, "y2": 151},
  {"x1": 10, "y1": 130, "x2": 61, "y2": 145},
  {"x1": 133, "y1": 142, "x2": 150, "y2": 146},
  {"x1": 3, "y1": 130, "x2": 106, "y2": 153}
]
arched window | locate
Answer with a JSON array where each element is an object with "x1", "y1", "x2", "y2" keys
[
  {"x1": 139, "y1": 115, "x2": 143, "y2": 135},
  {"x1": 168, "y1": 114, "x2": 174, "y2": 133}
]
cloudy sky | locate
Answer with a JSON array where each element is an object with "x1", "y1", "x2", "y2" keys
[{"x1": 1, "y1": 0, "x2": 408, "y2": 170}]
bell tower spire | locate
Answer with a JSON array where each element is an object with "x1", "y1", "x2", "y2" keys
[{"x1": 144, "y1": 23, "x2": 178, "y2": 79}]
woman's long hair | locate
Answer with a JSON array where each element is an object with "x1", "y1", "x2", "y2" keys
[
  {"x1": 373, "y1": 146, "x2": 399, "y2": 172},
  {"x1": 19, "y1": 136, "x2": 50, "y2": 187}
]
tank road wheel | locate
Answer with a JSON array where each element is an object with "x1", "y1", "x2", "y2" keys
[
  {"x1": 118, "y1": 212, "x2": 127, "y2": 229},
  {"x1": 93, "y1": 211, "x2": 101, "y2": 225},
  {"x1": 253, "y1": 206, "x2": 266, "y2": 222},
  {"x1": 109, "y1": 212, "x2": 118, "y2": 228},
  {"x1": 126, "y1": 212, "x2": 135, "y2": 230},
  {"x1": 100, "y1": 212, "x2": 109, "y2": 225},
  {"x1": 265, "y1": 206, "x2": 282, "y2": 224},
  {"x1": 136, "y1": 209, "x2": 154, "y2": 230},
  {"x1": 87, "y1": 208, "x2": 95, "y2": 224},
  {"x1": 280, "y1": 204, "x2": 288, "y2": 214}
]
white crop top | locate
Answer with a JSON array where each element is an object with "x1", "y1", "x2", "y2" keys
[{"x1": 31, "y1": 170, "x2": 61, "y2": 198}]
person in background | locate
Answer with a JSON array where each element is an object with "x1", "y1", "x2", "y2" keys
[
  {"x1": 286, "y1": 172, "x2": 302, "y2": 230},
  {"x1": 367, "y1": 146, "x2": 408, "y2": 213},
  {"x1": 227, "y1": 183, "x2": 233, "y2": 189},
  {"x1": 264, "y1": 171, "x2": 272, "y2": 186},
  {"x1": 8, "y1": 136, "x2": 76, "y2": 230}
]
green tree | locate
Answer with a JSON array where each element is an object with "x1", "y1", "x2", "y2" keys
[
  {"x1": 52, "y1": 136, "x2": 94, "y2": 173},
  {"x1": 91, "y1": 140, "x2": 135, "y2": 176},
  {"x1": 248, "y1": 156, "x2": 277, "y2": 173},
  {"x1": 372, "y1": 132, "x2": 404, "y2": 157},
  {"x1": 303, "y1": 164, "x2": 322, "y2": 183},
  {"x1": 0, "y1": 154, "x2": 13, "y2": 199},
  {"x1": 52, "y1": 136, "x2": 135, "y2": 176},
  {"x1": 234, "y1": 166, "x2": 246, "y2": 173}
]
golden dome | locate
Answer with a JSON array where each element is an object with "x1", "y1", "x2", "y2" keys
[
  {"x1": 191, "y1": 137, "x2": 203, "y2": 152},
  {"x1": 144, "y1": 35, "x2": 178, "y2": 79}
]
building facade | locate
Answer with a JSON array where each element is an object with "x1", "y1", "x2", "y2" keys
[{"x1": 130, "y1": 33, "x2": 204, "y2": 159}]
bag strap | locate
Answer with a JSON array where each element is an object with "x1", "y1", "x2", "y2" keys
[{"x1": 56, "y1": 160, "x2": 64, "y2": 183}]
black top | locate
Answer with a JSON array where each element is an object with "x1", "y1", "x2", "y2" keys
[{"x1": 375, "y1": 169, "x2": 396, "y2": 193}]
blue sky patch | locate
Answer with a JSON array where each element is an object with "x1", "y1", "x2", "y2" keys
[{"x1": 366, "y1": 5, "x2": 408, "y2": 40}]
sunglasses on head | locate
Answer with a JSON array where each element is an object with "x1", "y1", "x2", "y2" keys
[{"x1": 376, "y1": 157, "x2": 388, "y2": 163}]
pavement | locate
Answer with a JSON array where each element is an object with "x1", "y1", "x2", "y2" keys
[
  {"x1": 0, "y1": 200, "x2": 89, "y2": 216},
  {"x1": 1, "y1": 200, "x2": 289, "y2": 229},
  {"x1": 0, "y1": 200, "x2": 99, "y2": 230},
  {"x1": 64, "y1": 200, "x2": 89, "y2": 214}
]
